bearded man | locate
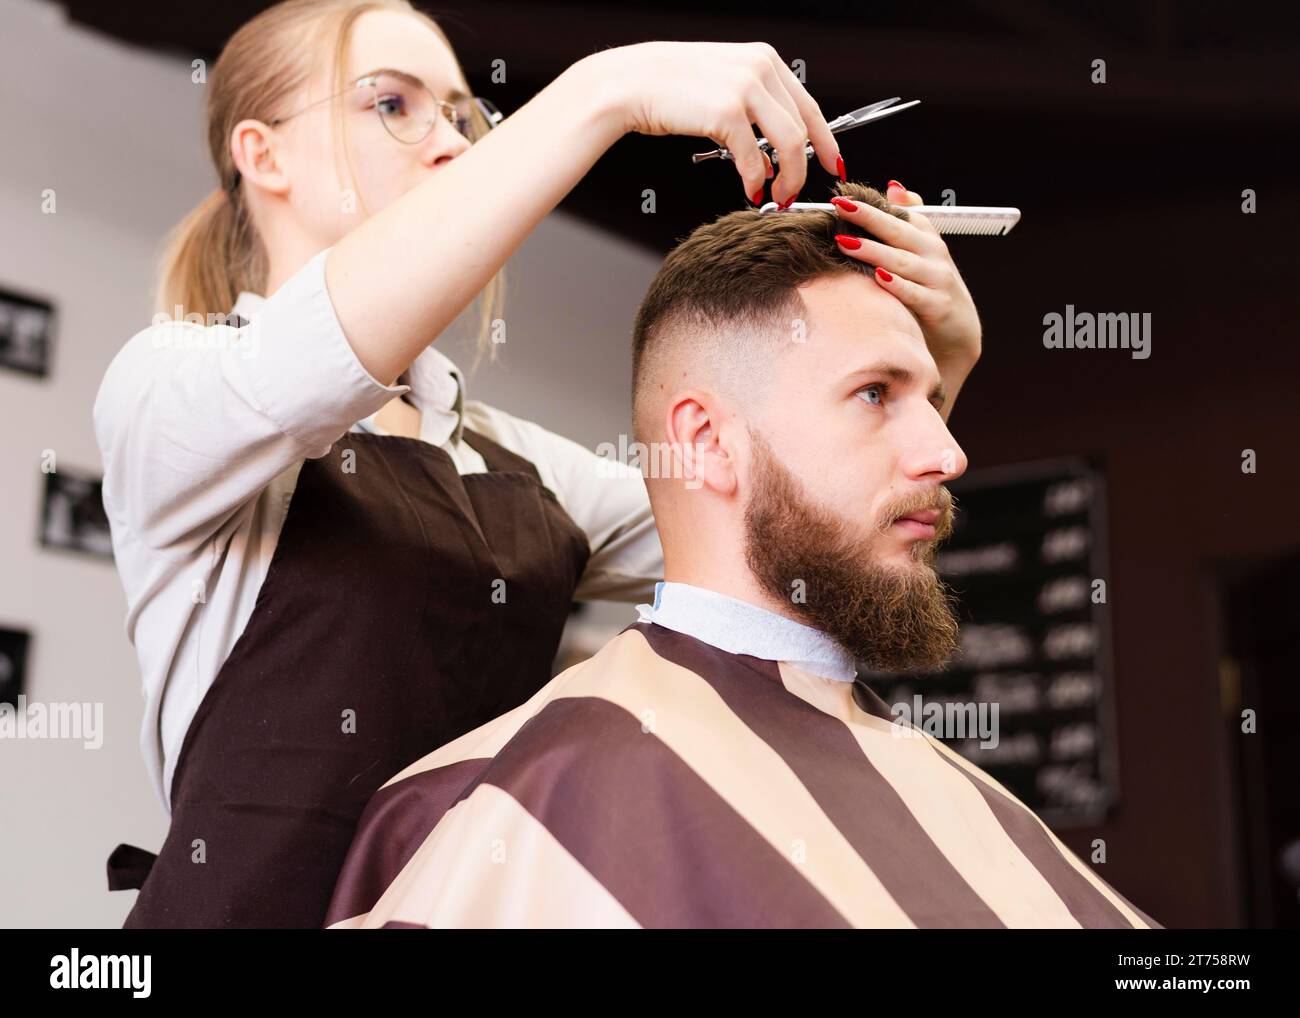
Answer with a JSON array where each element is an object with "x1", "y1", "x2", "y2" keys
[{"x1": 323, "y1": 183, "x2": 1161, "y2": 930}]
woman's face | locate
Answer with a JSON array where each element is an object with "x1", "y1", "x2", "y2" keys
[{"x1": 272, "y1": 9, "x2": 474, "y2": 247}]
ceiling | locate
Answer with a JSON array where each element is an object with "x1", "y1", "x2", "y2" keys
[{"x1": 62, "y1": 0, "x2": 1300, "y2": 253}]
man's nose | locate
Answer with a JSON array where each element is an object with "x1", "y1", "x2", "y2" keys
[{"x1": 901, "y1": 415, "x2": 968, "y2": 483}]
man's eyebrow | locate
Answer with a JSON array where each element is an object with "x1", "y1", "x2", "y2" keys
[
  {"x1": 361, "y1": 67, "x2": 471, "y2": 102},
  {"x1": 847, "y1": 361, "x2": 947, "y2": 409}
]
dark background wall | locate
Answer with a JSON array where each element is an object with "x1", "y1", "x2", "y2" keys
[{"x1": 943, "y1": 183, "x2": 1300, "y2": 928}]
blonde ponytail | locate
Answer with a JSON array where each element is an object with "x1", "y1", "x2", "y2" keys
[
  {"x1": 154, "y1": 184, "x2": 266, "y2": 317},
  {"x1": 153, "y1": 0, "x2": 504, "y2": 362}
]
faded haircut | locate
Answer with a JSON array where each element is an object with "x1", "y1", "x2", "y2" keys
[{"x1": 631, "y1": 181, "x2": 910, "y2": 444}]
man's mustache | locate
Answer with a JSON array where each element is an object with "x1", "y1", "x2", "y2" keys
[{"x1": 875, "y1": 487, "x2": 958, "y2": 540}]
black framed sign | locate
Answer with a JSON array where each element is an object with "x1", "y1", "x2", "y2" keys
[
  {"x1": 0, "y1": 627, "x2": 30, "y2": 709},
  {"x1": 39, "y1": 467, "x2": 114, "y2": 561},
  {"x1": 0, "y1": 285, "x2": 55, "y2": 378},
  {"x1": 867, "y1": 457, "x2": 1119, "y2": 828}
]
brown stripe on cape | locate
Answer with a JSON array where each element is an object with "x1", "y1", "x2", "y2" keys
[
  {"x1": 327, "y1": 689, "x2": 850, "y2": 928},
  {"x1": 635, "y1": 622, "x2": 1002, "y2": 928},
  {"x1": 636, "y1": 622, "x2": 1152, "y2": 929},
  {"x1": 327, "y1": 757, "x2": 491, "y2": 925},
  {"x1": 471, "y1": 694, "x2": 850, "y2": 927},
  {"x1": 927, "y1": 748, "x2": 1154, "y2": 928}
]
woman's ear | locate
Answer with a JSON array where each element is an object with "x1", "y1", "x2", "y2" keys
[
  {"x1": 664, "y1": 391, "x2": 738, "y2": 496},
  {"x1": 231, "y1": 118, "x2": 290, "y2": 196}
]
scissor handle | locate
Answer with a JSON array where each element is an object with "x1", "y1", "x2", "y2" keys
[
  {"x1": 691, "y1": 98, "x2": 919, "y2": 165},
  {"x1": 691, "y1": 139, "x2": 814, "y2": 165}
]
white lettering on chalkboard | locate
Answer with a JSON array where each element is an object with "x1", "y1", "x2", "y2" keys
[
  {"x1": 1038, "y1": 575, "x2": 1089, "y2": 613},
  {"x1": 1044, "y1": 623, "x2": 1098, "y2": 660},
  {"x1": 959, "y1": 624, "x2": 1034, "y2": 668},
  {"x1": 937, "y1": 542, "x2": 1018, "y2": 577},
  {"x1": 973, "y1": 672, "x2": 1040, "y2": 714},
  {"x1": 1043, "y1": 478, "x2": 1092, "y2": 516},
  {"x1": 1042, "y1": 526, "x2": 1089, "y2": 562},
  {"x1": 1046, "y1": 671, "x2": 1101, "y2": 709}
]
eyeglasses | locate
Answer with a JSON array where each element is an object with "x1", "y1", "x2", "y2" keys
[
  {"x1": 228, "y1": 69, "x2": 503, "y2": 194},
  {"x1": 271, "y1": 68, "x2": 503, "y2": 144}
]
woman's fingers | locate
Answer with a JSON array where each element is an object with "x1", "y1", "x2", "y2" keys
[
  {"x1": 712, "y1": 102, "x2": 775, "y2": 206},
  {"x1": 886, "y1": 180, "x2": 942, "y2": 236},
  {"x1": 741, "y1": 82, "x2": 809, "y2": 205},
  {"x1": 608, "y1": 41, "x2": 840, "y2": 206},
  {"x1": 830, "y1": 193, "x2": 945, "y2": 255},
  {"x1": 765, "y1": 47, "x2": 841, "y2": 180},
  {"x1": 833, "y1": 236, "x2": 953, "y2": 322},
  {"x1": 830, "y1": 230, "x2": 948, "y2": 289},
  {"x1": 869, "y1": 264, "x2": 938, "y2": 311},
  {"x1": 886, "y1": 180, "x2": 919, "y2": 204}
]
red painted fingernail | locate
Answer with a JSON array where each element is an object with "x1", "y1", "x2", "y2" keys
[
  {"x1": 778, "y1": 191, "x2": 800, "y2": 210},
  {"x1": 834, "y1": 234, "x2": 862, "y2": 250},
  {"x1": 836, "y1": 154, "x2": 846, "y2": 182},
  {"x1": 830, "y1": 196, "x2": 858, "y2": 212},
  {"x1": 875, "y1": 266, "x2": 894, "y2": 282},
  {"x1": 750, "y1": 187, "x2": 765, "y2": 206},
  {"x1": 887, "y1": 179, "x2": 905, "y2": 192}
]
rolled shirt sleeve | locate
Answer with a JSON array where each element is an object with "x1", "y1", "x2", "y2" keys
[{"x1": 93, "y1": 246, "x2": 410, "y2": 554}]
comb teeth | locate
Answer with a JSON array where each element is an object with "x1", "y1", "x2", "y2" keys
[{"x1": 900, "y1": 205, "x2": 1021, "y2": 236}]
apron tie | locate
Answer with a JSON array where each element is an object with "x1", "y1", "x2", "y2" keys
[{"x1": 106, "y1": 842, "x2": 158, "y2": 891}]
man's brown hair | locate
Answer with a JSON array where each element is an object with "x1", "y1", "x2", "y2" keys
[{"x1": 631, "y1": 180, "x2": 910, "y2": 442}]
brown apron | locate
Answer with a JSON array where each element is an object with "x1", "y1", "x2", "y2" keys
[{"x1": 108, "y1": 425, "x2": 591, "y2": 927}]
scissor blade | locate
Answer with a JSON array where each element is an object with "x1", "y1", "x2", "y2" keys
[
  {"x1": 691, "y1": 97, "x2": 920, "y2": 162},
  {"x1": 834, "y1": 98, "x2": 921, "y2": 133},
  {"x1": 837, "y1": 97, "x2": 903, "y2": 122}
]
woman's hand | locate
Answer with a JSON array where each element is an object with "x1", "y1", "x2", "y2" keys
[
  {"x1": 829, "y1": 181, "x2": 982, "y2": 418},
  {"x1": 588, "y1": 41, "x2": 843, "y2": 208}
]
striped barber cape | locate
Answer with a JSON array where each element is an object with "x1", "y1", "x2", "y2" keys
[{"x1": 325, "y1": 621, "x2": 1162, "y2": 929}]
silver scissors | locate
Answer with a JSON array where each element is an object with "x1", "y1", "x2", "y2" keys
[{"x1": 691, "y1": 97, "x2": 920, "y2": 164}]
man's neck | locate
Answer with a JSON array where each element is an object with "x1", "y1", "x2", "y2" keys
[
  {"x1": 638, "y1": 578, "x2": 857, "y2": 682},
  {"x1": 661, "y1": 566, "x2": 809, "y2": 630}
]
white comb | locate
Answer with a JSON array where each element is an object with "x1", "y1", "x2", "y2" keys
[{"x1": 757, "y1": 201, "x2": 1021, "y2": 236}]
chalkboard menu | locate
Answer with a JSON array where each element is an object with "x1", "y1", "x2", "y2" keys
[{"x1": 867, "y1": 457, "x2": 1119, "y2": 827}]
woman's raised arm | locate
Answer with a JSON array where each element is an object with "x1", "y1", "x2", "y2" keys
[{"x1": 325, "y1": 41, "x2": 843, "y2": 385}]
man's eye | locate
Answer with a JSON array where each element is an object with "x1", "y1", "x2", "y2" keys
[{"x1": 857, "y1": 382, "x2": 890, "y2": 406}]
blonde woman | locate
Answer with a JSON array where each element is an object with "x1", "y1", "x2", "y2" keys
[{"x1": 92, "y1": 0, "x2": 852, "y2": 928}]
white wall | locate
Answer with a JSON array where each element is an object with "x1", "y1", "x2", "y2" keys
[{"x1": 0, "y1": 0, "x2": 660, "y2": 927}]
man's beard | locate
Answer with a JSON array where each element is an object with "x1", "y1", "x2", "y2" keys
[{"x1": 743, "y1": 431, "x2": 961, "y2": 674}]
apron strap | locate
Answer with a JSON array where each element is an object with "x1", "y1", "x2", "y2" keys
[
  {"x1": 460, "y1": 426, "x2": 544, "y2": 479},
  {"x1": 106, "y1": 842, "x2": 158, "y2": 891}
]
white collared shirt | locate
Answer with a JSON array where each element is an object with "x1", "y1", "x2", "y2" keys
[
  {"x1": 635, "y1": 581, "x2": 857, "y2": 682},
  {"x1": 93, "y1": 245, "x2": 663, "y2": 812}
]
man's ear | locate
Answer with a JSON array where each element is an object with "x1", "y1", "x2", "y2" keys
[{"x1": 663, "y1": 391, "x2": 739, "y2": 496}]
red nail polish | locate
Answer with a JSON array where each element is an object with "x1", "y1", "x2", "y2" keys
[
  {"x1": 834, "y1": 234, "x2": 862, "y2": 250},
  {"x1": 778, "y1": 191, "x2": 800, "y2": 210},
  {"x1": 875, "y1": 266, "x2": 894, "y2": 282},
  {"x1": 750, "y1": 187, "x2": 765, "y2": 206},
  {"x1": 830, "y1": 196, "x2": 858, "y2": 212},
  {"x1": 836, "y1": 154, "x2": 846, "y2": 182},
  {"x1": 887, "y1": 179, "x2": 904, "y2": 192}
]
